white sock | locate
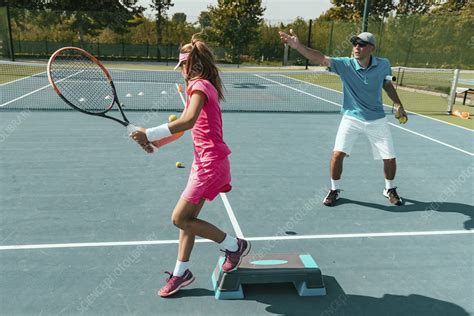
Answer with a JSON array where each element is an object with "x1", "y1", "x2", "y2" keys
[
  {"x1": 220, "y1": 234, "x2": 238, "y2": 252},
  {"x1": 385, "y1": 179, "x2": 394, "y2": 190},
  {"x1": 331, "y1": 179, "x2": 340, "y2": 191},
  {"x1": 173, "y1": 260, "x2": 189, "y2": 277}
]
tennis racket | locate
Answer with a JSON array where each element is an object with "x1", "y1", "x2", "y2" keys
[{"x1": 47, "y1": 46, "x2": 137, "y2": 133}]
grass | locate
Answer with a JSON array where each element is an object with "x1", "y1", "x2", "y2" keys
[
  {"x1": 288, "y1": 73, "x2": 473, "y2": 130},
  {"x1": 0, "y1": 64, "x2": 45, "y2": 84},
  {"x1": 394, "y1": 69, "x2": 454, "y2": 94}
]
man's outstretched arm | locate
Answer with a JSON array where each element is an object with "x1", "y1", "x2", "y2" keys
[{"x1": 278, "y1": 29, "x2": 331, "y2": 67}]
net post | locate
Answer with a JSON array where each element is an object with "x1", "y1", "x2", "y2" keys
[
  {"x1": 283, "y1": 43, "x2": 288, "y2": 66},
  {"x1": 447, "y1": 69, "x2": 460, "y2": 114},
  {"x1": 305, "y1": 19, "x2": 312, "y2": 70}
]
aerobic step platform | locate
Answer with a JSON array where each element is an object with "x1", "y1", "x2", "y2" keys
[{"x1": 211, "y1": 253, "x2": 326, "y2": 300}]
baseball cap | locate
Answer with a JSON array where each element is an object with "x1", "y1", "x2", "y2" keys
[{"x1": 351, "y1": 32, "x2": 376, "y2": 47}]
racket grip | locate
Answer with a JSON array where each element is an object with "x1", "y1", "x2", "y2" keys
[
  {"x1": 126, "y1": 124, "x2": 138, "y2": 133},
  {"x1": 127, "y1": 124, "x2": 155, "y2": 153}
]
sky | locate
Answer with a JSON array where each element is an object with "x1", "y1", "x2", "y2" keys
[{"x1": 137, "y1": 0, "x2": 333, "y2": 23}]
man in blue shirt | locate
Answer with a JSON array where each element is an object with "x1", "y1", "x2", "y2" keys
[{"x1": 279, "y1": 30, "x2": 407, "y2": 206}]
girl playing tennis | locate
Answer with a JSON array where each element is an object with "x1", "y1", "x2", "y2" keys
[{"x1": 130, "y1": 35, "x2": 251, "y2": 297}]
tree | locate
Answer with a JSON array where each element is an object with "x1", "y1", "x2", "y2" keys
[
  {"x1": 319, "y1": 0, "x2": 395, "y2": 22},
  {"x1": 430, "y1": 0, "x2": 471, "y2": 14},
  {"x1": 396, "y1": 0, "x2": 435, "y2": 15},
  {"x1": 150, "y1": 0, "x2": 174, "y2": 60},
  {"x1": 198, "y1": 11, "x2": 211, "y2": 29},
  {"x1": 208, "y1": 0, "x2": 265, "y2": 63},
  {"x1": 249, "y1": 21, "x2": 282, "y2": 63},
  {"x1": 4, "y1": 0, "x2": 145, "y2": 41},
  {"x1": 172, "y1": 12, "x2": 186, "y2": 24}
]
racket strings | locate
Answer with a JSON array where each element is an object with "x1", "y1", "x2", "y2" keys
[{"x1": 50, "y1": 50, "x2": 115, "y2": 113}]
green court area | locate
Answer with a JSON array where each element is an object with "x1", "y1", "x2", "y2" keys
[
  {"x1": 289, "y1": 70, "x2": 474, "y2": 129},
  {"x1": 0, "y1": 62, "x2": 45, "y2": 84}
]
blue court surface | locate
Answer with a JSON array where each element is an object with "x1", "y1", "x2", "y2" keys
[{"x1": 1, "y1": 69, "x2": 473, "y2": 315}]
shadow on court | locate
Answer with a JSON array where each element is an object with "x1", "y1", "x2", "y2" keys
[
  {"x1": 154, "y1": 276, "x2": 468, "y2": 315},
  {"x1": 165, "y1": 288, "x2": 214, "y2": 299},
  {"x1": 337, "y1": 198, "x2": 474, "y2": 230},
  {"x1": 240, "y1": 276, "x2": 468, "y2": 316}
]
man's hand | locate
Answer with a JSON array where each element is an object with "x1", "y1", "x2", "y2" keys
[
  {"x1": 396, "y1": 104, "x2": 407, "y2": 119},
  {"x1": 279, "y1": 29, "x2": 300, "y2": 50},
  {"x1": 394, "y1": 104, "x2": 408, "y2": 124},
  {"x1": 130, "y1": 127, "x2": 154, "y2": 153}
]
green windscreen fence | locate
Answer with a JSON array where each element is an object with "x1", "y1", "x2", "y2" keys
[{"x1": 3, "y1": 6, "x2": 473, "y2": 69}]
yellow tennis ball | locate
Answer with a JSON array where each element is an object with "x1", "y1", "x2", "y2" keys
[
  {"x1": 394, "y1": 111, "x2": 400, "y2": 119},
  {"x1": 176, "y1": 161, "x2": 184, "y2": 168},
  {"x1": 168, "y1": 114, "x2": 178, "y2": 122},
  {"x1": 399, "y1": 116, "x2": 408, "y2": 124}
]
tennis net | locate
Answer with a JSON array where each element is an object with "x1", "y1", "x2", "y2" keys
[
  {"x1": 0, "y1": 60, "x2": 344, "y2": 113},
  {"x1": 1, "y1": 61, "x2": 458, "y2": 114}
]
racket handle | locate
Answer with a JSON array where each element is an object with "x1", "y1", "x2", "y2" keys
[
  {"x1": 126, "y1": 124, "x2": 137, "y2": 133},
  {"x1": 127, "y1": 124, "x2": 155, "y2": 153}
]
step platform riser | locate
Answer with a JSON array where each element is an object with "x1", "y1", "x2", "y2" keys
[{"x1": 211, "y1": 253, "x2": 326, "y2": 300}]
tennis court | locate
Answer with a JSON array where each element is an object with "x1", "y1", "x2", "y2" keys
[{"x1": 1, "y1": 62, "x2": 473, "y2": 315}]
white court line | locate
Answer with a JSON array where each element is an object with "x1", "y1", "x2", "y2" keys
[
  {"x1": 388, "y1": 123, "x2": 473, "y2": 156},
  {"x1": 281, "y1": 74, "x2": 474, "y2": 132},
  {"x1": 258, "y1": 74, "x2": 474, "y2": 156},
  {"x1": 0, "y1": 70, "x2": 84, "y2": 108},
  {"x1": 220, "y1": 193, "x2": 244, "y2": 238},
  {"x1": 0, "y1": 83, "x2": 53, "y2": 107},
  {"x1": 1, "y1": 230, "x2": 472, "y2": 251},
  {"x1": 255, "y1": 74, "x2": 342, "y2": 107},
  {"x1": 247, "y1": 230, "x2": 474, "y2": 241},
  {"x1": 0, "y1": 70, "x2": 47, "y2": 87}
]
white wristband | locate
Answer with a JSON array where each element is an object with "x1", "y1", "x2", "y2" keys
[{"x1": 146, "y1": 123, "x2": 171, "y2": 142}]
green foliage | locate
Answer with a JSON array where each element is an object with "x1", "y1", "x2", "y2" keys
[
  {"x1": 172, "y1": 13, "x2": 186, "y2": 24},
  {"x1": 6, "y1": 0, "x2": 145, "y2": 41},
  {"x1": 1, "y1": 0, "x2": 472, "y2": 68},
  {"x1": 150, "y1": 0, "x2": 174, "y2": 48},
  {"x1": 208, "y1": 0, "x2": 265, "y2": 62},
  {"x1": 396, "y1": 0, "x2": 435, "y2": 15},
  {"x1": 320, "y1": 0, "x2": 396, "y2": 22},
  {"x1": 198, "y1": 11, "x2": 211, "y2": 29},
  {"x1": 248, "y1": 21, "x2": 282, "y2": 63}
]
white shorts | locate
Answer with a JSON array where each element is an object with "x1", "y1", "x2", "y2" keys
[{"x1": 333, "y1": 115, "x2": 396, "y2": 160}]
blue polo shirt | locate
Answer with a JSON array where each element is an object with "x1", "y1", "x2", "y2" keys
[{"x1": 329, "y1": 56, "x2": 392, "y2": 121}]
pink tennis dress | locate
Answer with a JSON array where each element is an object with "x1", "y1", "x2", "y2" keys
[{"x1": 181, "y1": 79, "x2": 232, "y2": 205}]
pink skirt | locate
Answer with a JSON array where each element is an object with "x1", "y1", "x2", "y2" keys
[{"x1": 181, "y1": 157, "x2": 232, "y2": 205}]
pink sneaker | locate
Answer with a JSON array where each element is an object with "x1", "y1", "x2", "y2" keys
[
  {"x1": 222, "y1": 238, "x2": 251, "y2": 273},
  {"x1": 158, "y1": 269, "x2": 195, "y2": 297}
]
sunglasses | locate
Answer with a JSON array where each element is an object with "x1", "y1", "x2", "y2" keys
[{"x1": 351, "y1": 40, "x2": 369, "y2": 47}]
